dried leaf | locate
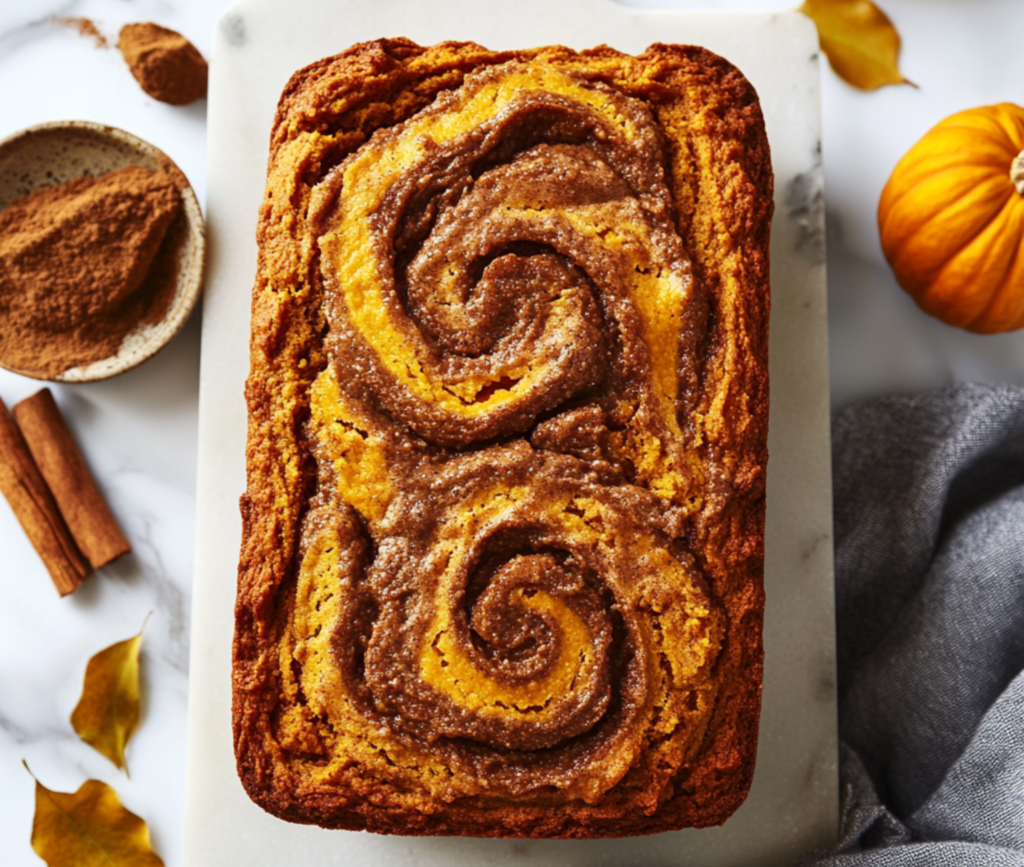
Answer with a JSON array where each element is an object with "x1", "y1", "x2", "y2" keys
[
  {"x1": 27, "y1": 764, "x2": 164, "y2": 867},
  {"x1": 70, "y1": 619, "x2": 148, "y2": 773},
  {"x1": 799, "y1": 0, "x2": 914, "y2": 90}
]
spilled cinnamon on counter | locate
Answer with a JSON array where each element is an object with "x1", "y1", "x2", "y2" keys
[
  {"x1": 0, "y1": 165, "x2": 182, "y2": 379},
  {"x1": 54, "y1": 16, "x2": 108, "y2": 48},
  {"x1": 118, "y1": 23, "x2": 208, "y2": 105}
]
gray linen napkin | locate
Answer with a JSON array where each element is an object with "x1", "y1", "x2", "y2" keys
[{"x1": 799, "y1": 384, "x2": 1024, "y2": 866}]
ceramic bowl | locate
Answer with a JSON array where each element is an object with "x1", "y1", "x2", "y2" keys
[{"x1": 0, "y1": 121, "x2": 205, "y2": 382}]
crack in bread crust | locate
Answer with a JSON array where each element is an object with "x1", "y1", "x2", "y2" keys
[{"x1": 235, "y1": 38, "x2": 772, "y2": 838}]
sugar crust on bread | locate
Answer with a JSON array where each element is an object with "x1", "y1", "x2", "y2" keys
[{"x1": 235, "y1": 38, "x2": 772, "y2": 838}]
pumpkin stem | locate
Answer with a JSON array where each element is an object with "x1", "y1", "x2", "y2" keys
[{"x1": 1013, "y1": 150, "x2": 1024, "y2": 196}]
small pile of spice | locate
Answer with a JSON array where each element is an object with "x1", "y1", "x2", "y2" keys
[
  {"x1": 117, "y1": 23, "x2": 208, "y2": 105},
  {"x1": 0, "y1": 165, "x2": 182, "y2": 378}
]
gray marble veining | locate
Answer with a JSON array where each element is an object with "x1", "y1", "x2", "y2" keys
[{"x1": 0, "y1": 7, "x2": 216, "y2": 863}]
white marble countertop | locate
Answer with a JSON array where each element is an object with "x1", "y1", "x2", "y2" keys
[{"x1": 1, "y1": 1, "x2": 1022, "y2": 865}]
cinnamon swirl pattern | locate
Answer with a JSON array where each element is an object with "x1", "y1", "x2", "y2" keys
[{"x1": 236, "y1": 39, "x2": 772, "y2": 838}]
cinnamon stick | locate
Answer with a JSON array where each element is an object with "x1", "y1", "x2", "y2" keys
[
  {"x1": 13, "y1": 389, "x2": 131, "y2": 570},
  {"x1": 0, "y1": 397, "x2": 89, "y2": 595}
]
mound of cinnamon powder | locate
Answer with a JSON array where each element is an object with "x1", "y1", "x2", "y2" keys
[
  {"x1": 118, "y1": 23, "x2": 207, "y2": 105},
  {"x1": 0, "y1": 165, "x2": 182, "y2": 378}
]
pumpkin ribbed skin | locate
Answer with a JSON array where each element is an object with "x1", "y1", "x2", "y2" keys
[{"x1": 878, "y1": 102, "x2": 1024, "y2": 333}]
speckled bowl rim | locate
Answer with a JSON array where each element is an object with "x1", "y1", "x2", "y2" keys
[{"x1": 0, "y1": 120, "x2": 206, "y2": 383}]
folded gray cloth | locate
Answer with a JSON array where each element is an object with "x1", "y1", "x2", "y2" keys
[{"x1": 800, "y1": 384, "x2": 1024, "y2": 866}]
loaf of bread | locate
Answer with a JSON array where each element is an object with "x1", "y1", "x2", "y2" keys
[{"x1": 235, "y1": 38, "x2": 772, "y2": 838}]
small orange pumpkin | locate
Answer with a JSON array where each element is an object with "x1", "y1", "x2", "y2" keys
[{"x1": 878, "y1": 103, "x2": 1024, "y2": 333}]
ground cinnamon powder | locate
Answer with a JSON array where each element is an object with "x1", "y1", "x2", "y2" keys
[
  {"x1": 118, "y1": 23, "x2": 208, "y2": 105},
  {"x1": 54, "y1": 17, "x2": 108, "y2": 48},
  {"x1": 0, "y1": 165, "x2": 183, "y2": 378}
]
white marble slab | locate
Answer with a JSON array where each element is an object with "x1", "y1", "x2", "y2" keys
[
  {"x1": 184, "y1": 1, "x2": 835, "y2": 865},
  {"x1": 0, "y1": 5, "x2": 221, "y2": 865}
]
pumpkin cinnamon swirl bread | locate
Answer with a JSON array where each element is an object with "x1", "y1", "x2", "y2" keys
[{"x1": 235, "y1": 37, "x2": 772, "y2": 838}]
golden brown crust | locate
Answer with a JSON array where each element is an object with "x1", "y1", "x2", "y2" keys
[{"x1": 235, "y1": 38, "x2": 771, "y2": 838}]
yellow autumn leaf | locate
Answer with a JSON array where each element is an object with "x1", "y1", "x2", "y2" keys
[
  {"x1": 70, "y1": 619, "x2": 148, "y2": 774},
  {"x1": 798, "y1": 0, "x2": 914, "y2": 91},
  {"x1": 27, "y1": 764, "x2": 164, "y2": 867}
]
